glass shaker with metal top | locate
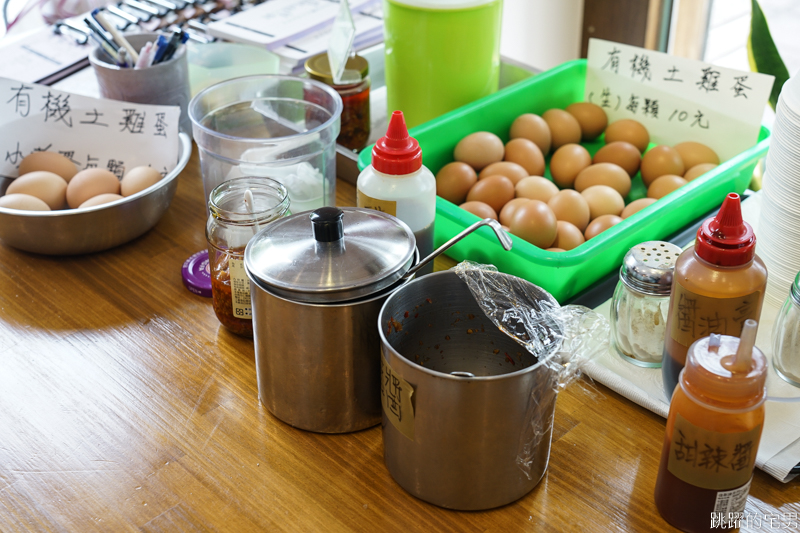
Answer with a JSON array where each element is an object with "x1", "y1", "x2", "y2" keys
[
  {"x1": 773, "y1": 271, "x2": 800, "y2": 387},
  {"x1": 610, "y1": 241, "x2": 682, "y2": 367}
]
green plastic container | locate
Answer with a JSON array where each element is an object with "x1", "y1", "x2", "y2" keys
[{"x1": 358, "y1": 59, "x2": 771, "y2": 303}]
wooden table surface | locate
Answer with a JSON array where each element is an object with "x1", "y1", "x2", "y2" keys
[{"x1": 1, "y1": 151, "x2": 797, "y2": 533}]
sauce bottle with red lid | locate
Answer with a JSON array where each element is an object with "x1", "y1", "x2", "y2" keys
[
  {"x1": 655, "y1": 320, "x2": 767, "y2": 533},
  {"x1": 357, "y1": 110, "x2": 436, "y2": 275},
  {"x1": 661, "y1": 193, "x2": 767, "y2": 398}
]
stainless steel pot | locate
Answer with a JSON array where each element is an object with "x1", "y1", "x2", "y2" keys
[
  {"x1": 250, "y1": 267, "x2": 417, "y2": 433},
  {"x1": 378, "y1": 270, "x2": 562, "y2": 510},
  {"x1": 245, "y1": 207, "x2": 511, "y2": 433}
]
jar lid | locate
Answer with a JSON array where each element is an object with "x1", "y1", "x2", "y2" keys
[
  {"x1": 182, "y1": 250, "x2": 212, "y2": 298},
  {"x1": 305, "y1": 53, "x2": 369, "y2": 86},
  {"x1": 620, "y1": 241, "x2": 682, "y2": 295},
  {"x1": 244, "y1": 207, "x2": 416, "y2": 303}
]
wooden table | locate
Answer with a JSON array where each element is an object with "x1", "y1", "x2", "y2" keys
[{"x1": 1, "y1": 152, "x2": 796, "y2": 532}]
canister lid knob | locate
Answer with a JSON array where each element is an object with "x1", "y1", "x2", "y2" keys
[{"x1": 311, "y1": 207, "x2": 344, "y2": 242}]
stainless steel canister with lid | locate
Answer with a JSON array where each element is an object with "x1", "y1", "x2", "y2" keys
[
  {"x1": 610, "y1": 241, "x2": 682, "y2": 367},
  {"x1": 244, "y1": 207, "x2": 419, "y2": 433}
]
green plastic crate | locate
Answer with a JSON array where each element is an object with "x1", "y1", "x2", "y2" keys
[{"x1": 358, "y1": 59, "x2": 771, "y2": 303}]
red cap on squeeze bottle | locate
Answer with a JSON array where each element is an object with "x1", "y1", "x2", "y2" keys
[
  {"x1": 695, "y1": 193, "x2": 756, "y2": 266},
  {"x1": 371, "y1": 111, "x2": 422, "y2": 175}
]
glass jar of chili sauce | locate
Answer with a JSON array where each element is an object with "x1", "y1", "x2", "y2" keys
[
  {"x1": 304, "y1": 52, "x2": 370, "y2": 151},
  {"x1": 206, "y1": 177, "x2": 290, "y2": 336}
]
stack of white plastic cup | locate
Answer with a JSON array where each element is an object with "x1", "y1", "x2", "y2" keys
[{"x1": 759, "y1": 74, "x2": 800, "y2": 307}]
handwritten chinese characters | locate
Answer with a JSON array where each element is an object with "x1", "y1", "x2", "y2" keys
[
  {"x1": 380, "y1": 356, "x2": 414, "y2": 440},
  {"x1": 668, "y1": 413, "x2": 762, "y2": 490},
  {"x1": 586, "y1": 39, "x2": 774, "y2": 161},
  {"x1": 670, "y1": 285, "x2": 759, "y2": 347},
  {"x1": 0, "y1": 77, "x2": 180, "y2": 180}
]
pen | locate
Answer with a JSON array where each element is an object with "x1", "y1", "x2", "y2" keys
[
  {"x1": 117, "y1": 47, "x2": 129, "y2": 68},
  {"x1": 160, "y1": 30, "x2": 185, "y2": 62},
  {"x1": 154, "y1": 30, "x2": 181, "y2": 64},
  {"x1": 93, "y1": 9, "x2": 140, "y2": 64},
  {"x1": 89, "y1": 31, "x2": 121, "y2": 63},
  {"x1": 151, "y1": 34, "x2": 169, "y2": 64},
  {"x1": 134, "y1": 41, "x2": 153, "y2": 69},
  {"x1": 83, "y1": 16, "x2": 119, "y2": 53}
]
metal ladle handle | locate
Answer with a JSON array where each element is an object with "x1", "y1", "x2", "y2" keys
[{"x1": 402, "y1": 218, "x2": 513, "y2": 280}]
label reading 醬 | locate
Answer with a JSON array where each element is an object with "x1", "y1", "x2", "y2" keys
[
  {"x1": 229, "y1": 257, "x2": 252, "y2": 320},
  {"x1": 669, "y1": 285, "x2": 760, "y2": 347},
  {"x1": 667, "y1": 412, "x2": 761, "y2": 490}
]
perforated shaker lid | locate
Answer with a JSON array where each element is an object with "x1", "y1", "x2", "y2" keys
[
  {"x1": 620, "y1": 241, "x2": 682, "y2": 296},
  {"x1": 244, "y1": 207, "x2": 416, "y2": 303}
]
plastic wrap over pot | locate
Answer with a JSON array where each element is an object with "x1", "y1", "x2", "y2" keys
[{"x1": 454, "y1": 261, "x2": 610, "y2": 479}]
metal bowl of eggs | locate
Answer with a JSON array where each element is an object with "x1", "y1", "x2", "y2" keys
[{"x1": 0, "y1": 132, "x2": 191, "y2": 255}]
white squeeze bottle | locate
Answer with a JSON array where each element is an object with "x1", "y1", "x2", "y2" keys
[{"x1": 357, "y1": 110, "x2": 436, "y2": 275}]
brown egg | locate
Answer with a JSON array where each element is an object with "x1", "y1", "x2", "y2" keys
[
  {"x1": 79, "y1": 193, "x2": 124, "y2": 208},
  {"x1": 621, "y1": 198, "x2": 657, "y2": 219},
  {"x1": 684, "y1": 163, "x2": 718, "y2": 181},
  {"x1": 593, "y1": 141, "x2": 641, "y2": 177},
  {"x1": 566, "y1": 102, "x2": 608, "y2": 141},
  {"x1": 19, "y1": 151, "x2": 78, "y2": 182},
  {"x1": 121, "y1": 166, "x2": 162, "y2": 197},
  {"x1": 546, "y1": 248, "x2": 565, "y2": 252},
  {"x1": 0, "y1": 193, "x2": 51, "y2": 211},
  {"x1": 67, "y1": 168, "x2": 121, "y2": 209},
  {"x1": 504, "y1": 138, "x2": 545, "y2": 176},
  {"x1": 648, "y1": 175, "x2": 687, "y2": 199},
  {"x1": 509, "y1": 114, "x2": 551, "y2": 154},
  {"x1": 515, "y1": 176, "x2": 559, "y2": 202},
  {"x1": 509, "y1": 200, "x2": 558, "y2": 248},
  {"x1": 550, "y1": 144, "x2": 592, "y2": 188},
  {"x1": 479, "y1": 161, "x2": 528, "y2": 184},
  {"x1": 585, "y1": 214, "x2": 623, "y2": 240},
  {"x1": 7, "y1": 171, "x2": 67, "y2": 210},
  {"x1": 454, "y1": 132, "x2": 505, "y2": 170},
  {"x1": 581, "y1": 185, "x2": 625, "y2": 219},
  {"x1": 640, "y1": 145, "x2": 685, "y2": 186},
  {"x1": 553, "y1": 220, "x2": 585, "y2": 250},
  {"x1": 499, "y1": 197, "x2": 532, "y2": 227},
  {"x1": 460, "y1": 201, "x2": 498, "y2": 220},
  {"x1": 543, "y1": 109, "x2": 582, "y2": 150},
  {"x1": 436, "y1": 162, "x2": 478, "y2": 204},
  {"x1": 604, "y1": 119, "x2": 650, "y2": 153},
  {"x1": 674, "y1": 142, "x2": 720, "y2": 169},
  {"x1": 548, "y1": 189, "x2": 591, "y2": 231},
  {"x1": 574, "y1": 163, "x2": 631, "y2": 197},
  {"x1": 466, "y1": 175, "x2": 515, "y2": 213}
]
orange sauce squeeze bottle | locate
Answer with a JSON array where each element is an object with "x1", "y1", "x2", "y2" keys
[
  {"x1": 661, "y1": 193, "x2": 767, "y2": 399},
  {"x1": 654, "y1": 320, "x2": 767, "y2": 533}
]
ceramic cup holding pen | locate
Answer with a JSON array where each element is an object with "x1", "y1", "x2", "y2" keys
[{"x1": 89, "y1": 32, "x2": 192, "y2": 135}]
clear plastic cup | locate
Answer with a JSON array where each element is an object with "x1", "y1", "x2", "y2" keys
[{"x1": 189, "y1": 75, "x2": 342, "y2": 213}]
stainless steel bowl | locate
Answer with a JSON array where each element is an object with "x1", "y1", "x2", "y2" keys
[{"x1": 0, "y1": 133, "x2": 191, "y2": 255}]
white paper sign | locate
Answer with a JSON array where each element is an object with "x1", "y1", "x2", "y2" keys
[
  {"x1": 0, "y1": 77, "x2": 180, "y2": 180},
  {"x1": 586, "y1": 39, "x2": 775, "y2": 161}
]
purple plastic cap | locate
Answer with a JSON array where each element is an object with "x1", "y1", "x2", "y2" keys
[{"x1": 182, "y1": 250, "x2": 212, "y2": 298}]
